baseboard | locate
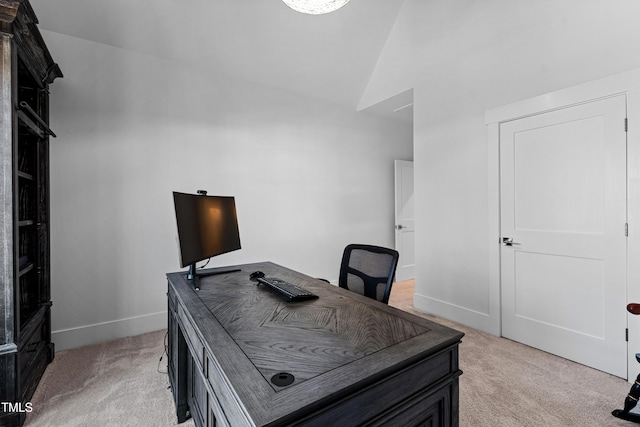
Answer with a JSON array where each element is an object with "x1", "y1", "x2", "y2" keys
[
  {"x1": 413, "y1": 292, "x2": 500, "y2": 336},
  {"x1": 52, "y1": 311, "x2": 167, "y2": 351}
]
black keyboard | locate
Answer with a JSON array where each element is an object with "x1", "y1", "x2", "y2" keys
[{"x1": 256, "y1": 277, "x2": 319, "y2": 301}]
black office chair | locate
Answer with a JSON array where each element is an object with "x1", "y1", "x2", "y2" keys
[{"x1": 338, "y1": 244, "x2": 399, "y2": 304}]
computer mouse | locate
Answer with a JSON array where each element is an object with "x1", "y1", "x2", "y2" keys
[{"x1": 250, "y1": 271, "x2": 265, "y2": 280}]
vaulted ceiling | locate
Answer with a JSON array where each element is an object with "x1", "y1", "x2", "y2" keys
[{"x1": 30, "y1": 0, "x2": 406, "y2": 112}]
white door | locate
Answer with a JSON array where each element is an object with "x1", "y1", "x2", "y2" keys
[
  {"x1": 395, "y1": 160, "x2": 414, "y2": 281},
  {"x1": 500, "y1": 95, "x2": 627, "y2": 378}
]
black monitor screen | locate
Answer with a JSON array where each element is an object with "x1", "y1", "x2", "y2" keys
[{"x1": 173, "y1": 192, "x2": 241, "y2": 268}]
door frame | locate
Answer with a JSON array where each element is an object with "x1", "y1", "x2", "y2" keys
[{"x1": 486, "y1": 68, "x2": 640, "y2": 382}]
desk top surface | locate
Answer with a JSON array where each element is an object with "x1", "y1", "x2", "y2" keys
[{"x1": 167, "y1": 261, "x2": 463, "y2": 425}]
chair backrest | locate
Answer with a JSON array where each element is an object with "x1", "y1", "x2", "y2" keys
[{"x1": 338, "y1": 244, "x2": 400, "y2": 304}]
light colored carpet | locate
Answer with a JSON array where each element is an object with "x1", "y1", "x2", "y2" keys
[
  {"x1": 24, "y1": 281, "x2": 638, "y2": 426},
  {"x1": 26, "y1": 330, "x2": 194, "y2": 427},
  {"x1": 391, "y1": 280, "x2": 636, "y2": 427}
]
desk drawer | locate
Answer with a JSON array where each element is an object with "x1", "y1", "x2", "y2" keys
[
  {"x1": 168, "y1": 285, "x2": 177, "y2": 312},
  {"x1": 294, "y1": 345, "x2": 460, "y2": 426},
  {"x1": 178, "y1": 304, "x2": 205, "y2": 369},
  {"x1": 371, "y1": 380, "x2": 456, "y2": 426}
]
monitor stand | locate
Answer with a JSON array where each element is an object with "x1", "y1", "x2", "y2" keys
[{"x1": 187, "y1": 264, "x2": 241, "y2": 290}]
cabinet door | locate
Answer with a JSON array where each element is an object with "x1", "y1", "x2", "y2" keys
[
  {"x1": 15, "y1": 57, "x2": 51, "y2": 333},
  {"x1": 208, "y1": 393, "x2": 230, "y2": 427},
  {"x1": 187, "y1": 354, "x2": 207, "y2": 427},
  {"x1": 167, "y1": 288, "x2": 189, "y2": 423},
  {"x1": 207, "y1": 381, "x2": 230, "y2": 427}
]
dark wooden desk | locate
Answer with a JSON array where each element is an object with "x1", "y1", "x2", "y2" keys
[{"x1": 167, "y1": 262, "x2": 463, "y2": 426}]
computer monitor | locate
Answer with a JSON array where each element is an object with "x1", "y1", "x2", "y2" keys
[{"x1": 173, "y1": 191, "x2": 241, "y2": 288}]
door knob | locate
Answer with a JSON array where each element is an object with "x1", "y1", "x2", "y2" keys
[
  {"x1": 501, "y1": 237, "x2": 520, "y2": 246},
  {"x1": 396, "y1": 224, "x2": 405, "y2": 230}
]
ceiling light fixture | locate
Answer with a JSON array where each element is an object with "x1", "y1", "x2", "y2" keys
[{"x1": 282, "y1": 0, "x2": 350, "y2": 15}]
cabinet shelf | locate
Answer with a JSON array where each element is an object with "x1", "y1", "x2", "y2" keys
[
  {"x1": 18, "y1": 170, "x2": 34, "y2": 180},
  {"x1": 18, "y1": 263, "x2": 34, "y2": 277},
  {"x1": 17, "y1": 109, "x2": 45, "y2": 138},
  {"x1": 18, "y1": 101, "x2": 56, "y2": 137}
]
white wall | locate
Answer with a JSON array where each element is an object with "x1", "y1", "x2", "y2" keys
[
  {"x1": 360, "y1": 0, "x2": 640, "y2": 334},
  {"x1": 43, "y1": 31, "x2": 412, "y2": 350}
]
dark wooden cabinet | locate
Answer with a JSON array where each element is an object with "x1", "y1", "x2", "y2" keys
[{"x1": 0, "y1": 1, "x2": 62, "y2": 426}]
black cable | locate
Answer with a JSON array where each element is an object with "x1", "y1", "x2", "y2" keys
[{"x1": 157, "y1": 330, "x2": 169, "y2": 374}]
